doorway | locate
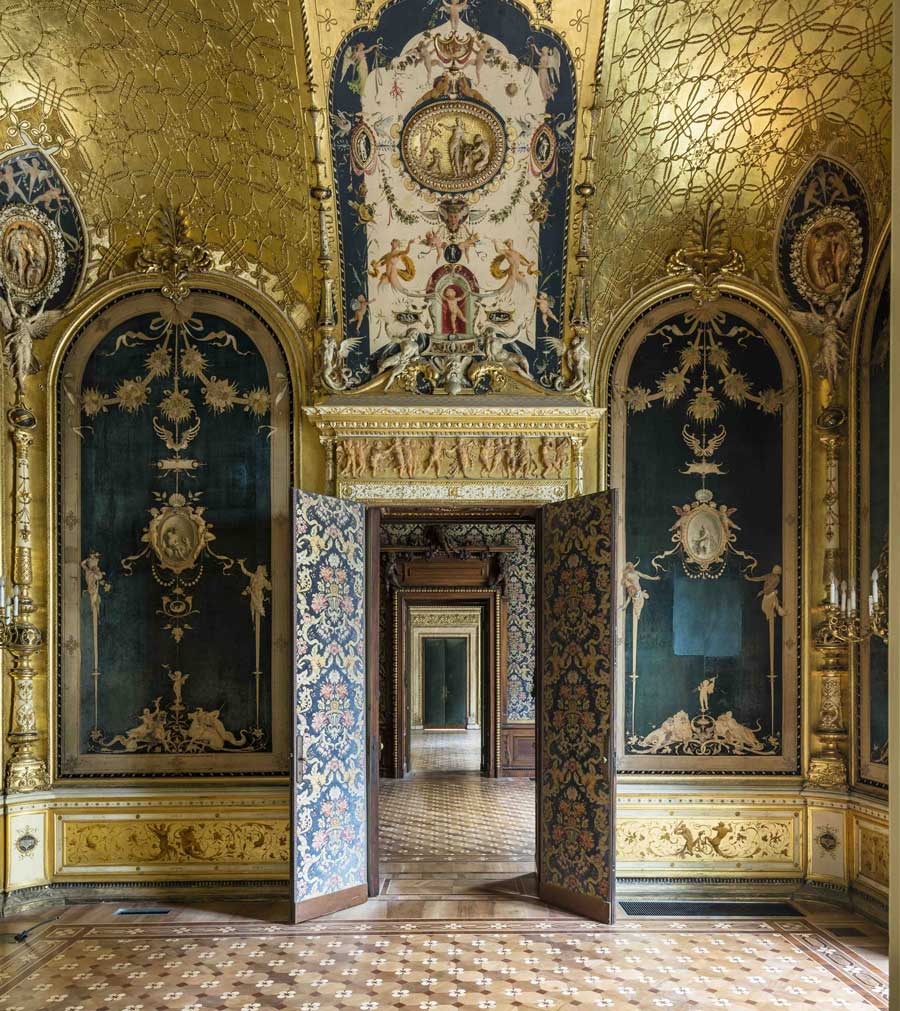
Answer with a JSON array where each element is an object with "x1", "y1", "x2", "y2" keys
[
  {"x1": 291, "y1": 492, "x2": 617, "y2": 925},
  {"x1": 409, "y1": 608, "x2": 482, "y2": 774}
]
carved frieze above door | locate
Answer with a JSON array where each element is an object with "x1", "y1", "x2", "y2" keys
[{"x1": 305, "y1": 401, "x2": 602, "y2": 503}]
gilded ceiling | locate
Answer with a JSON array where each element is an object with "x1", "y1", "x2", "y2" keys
[
  {"x1": 0, "y1": 0, "x2": 891, "y2": 379},
  {"x1": 0, "y1": 0, "x2": 316, "y2": 319},
  {"x1": 591, "y1": 0, "x2": 891, "y2": 325}
]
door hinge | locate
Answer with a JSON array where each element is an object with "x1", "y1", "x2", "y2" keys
[{"x1": 295, "y1": 735, "x2": 305, "y2": 779}]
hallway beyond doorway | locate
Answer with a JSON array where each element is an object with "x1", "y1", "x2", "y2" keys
[{"x1": 410, "y1": 728, "x2": 482, "y2": 773}]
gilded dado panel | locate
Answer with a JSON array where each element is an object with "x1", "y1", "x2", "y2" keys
[
  {"x1": 54, "y1": 288, "x2": 293, "y2": 777},
  {"x1": 608, "y1": 292, "x2": 802, "y2": 774}
]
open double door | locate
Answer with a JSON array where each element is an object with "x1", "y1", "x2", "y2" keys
[{"x1": 290, "y1": 490, "x2": 617, "y2": 923}]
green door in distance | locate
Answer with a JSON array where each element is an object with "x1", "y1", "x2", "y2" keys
[{"x1": 422, "y1": 636, "x2": 468, "y2": 728}]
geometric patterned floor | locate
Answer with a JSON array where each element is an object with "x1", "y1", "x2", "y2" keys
[
  {"x1": 0, "y1": 769, "x2": 887, "y2": 1009},
  {"x1": 410, "y1": 729, "x2": 482, "y2": 773},
  {"x1": 0, "y1": 912, "x2": 888, "y2": 1009},
  {"x1": 380, "y1": 773, "x2": 535, "y2": 862}
]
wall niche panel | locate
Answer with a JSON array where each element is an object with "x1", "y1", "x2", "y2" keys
[
  {"x1": 56, "y1": 290, "x2": 292, "y2": 777},
  {"x1": 609, "y1": 295, "x2": 801, "y2": 773},
  {"x1": 855, "y1": 244, "x2": 889, "y2": 789}
]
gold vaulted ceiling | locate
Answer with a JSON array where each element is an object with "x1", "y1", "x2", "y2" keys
[{"x1": 0, "y1": 0, "x2": 890, "y2": 338}]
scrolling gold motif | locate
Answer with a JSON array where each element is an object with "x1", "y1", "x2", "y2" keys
[
  {"x1": 617, "y1": 818, "x2": 793, "y2": 863},
  {"x1": 63, "y1": 819, "x2": 290, "y2": 867},
  {"x1": 857, "y1": 827, "x2": 889, "y2": 887}
]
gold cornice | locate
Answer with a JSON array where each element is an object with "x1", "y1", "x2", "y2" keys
[{"x1": 305, "y1": 401, "x2": 604, "y2": 437}]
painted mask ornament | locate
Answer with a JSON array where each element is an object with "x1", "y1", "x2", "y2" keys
[{"x1": 329, "y1": 0, "x2": 575, "y2": 394}]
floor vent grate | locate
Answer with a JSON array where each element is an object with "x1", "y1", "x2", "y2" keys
[
  {"x1": 114, "y1": 908, "x2": 171, "y2": 916},
  {"x1": 619, "y1": 901, "x2": 801, "y2": 918}
]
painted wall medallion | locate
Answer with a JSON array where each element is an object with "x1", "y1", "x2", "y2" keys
[
  {"x1": 329, "y1": 0, "x2": 575, "y2": 394},
  {"x1": 399, "y1": 99, "x2": 508, "y2": 194},
  {"x1": 0, "y1": 204, "x2": 66, "y2": 304},
  {"x1": 0, "y1": 146, "x2": 87, "y2": 310},
  {"x1": 789, "y1": 205, "x2": 863, "y2": 309},
  {"x1": 14, "y1": 831, "x2": 37, "y2": 856}
]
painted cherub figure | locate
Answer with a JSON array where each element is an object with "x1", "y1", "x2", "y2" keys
[
  {"x1": 696, "y1": 676, "x2": 716, "y2": 714},
  {"x1": 621, "y1": 559, "x2": 660, "y2": 624},
  {"x1": 746, "y1": 564, "x2": 785, "y2": 621}
]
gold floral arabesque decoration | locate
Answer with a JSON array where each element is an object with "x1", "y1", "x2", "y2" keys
[
  {"x1": 623, "y1": 304, "x2": 780, "y2": 580},
  {"x1": 621, "y1": 299, "x2": 790, "y2": 748},
  {"x1": 135, "y1": 205, "x2": 212, "y2": 303},
  {"x1": 857, "y1": 826, "x2": 889, "y2": 887},
  {"x1": 78, "y1": 299, "x2": 274, "y2": 753},
  {"x1": 666, "y1": 205, "x2": 744, "y2": 304},
  {"x1": 95, "y1": 665, "x2": 262, "y2": 755},
  {"x1": 63, "y1": 818, "x2": 290, "y2": 866},
  {"x1": 617, "y1": 817, "x2": 793, "y2": 862}
]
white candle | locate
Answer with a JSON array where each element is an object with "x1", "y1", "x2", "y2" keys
[
  {"x1": 12, "y1": 586, "x2": 19, "y2": 618},
  {"x1": 872, "y1": 568, "x2": 879, "y2": 604},
  {"x1": 869, "y1": 594, "x2": 874, "y2": 618},
  {"x1": 0, "y1": 576, "x2": 5, "y2": 611},
  {"x1": 849, "y1": 583, "x2": 857, "y2": 614},
  {"x1": 840, "y1": 580, "x2": 847, "y2": 614},
  {"x1": 829, "y1": 579, "x2": 838, "y2": 606}
]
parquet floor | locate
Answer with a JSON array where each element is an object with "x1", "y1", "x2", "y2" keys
[
  {"x1": 0, "y1": 773, "x2": 888, "y2": 1009},
  {"x1": 410, "y1": 729, "x2": 482, "y2": 773},
  {"x1": 0, "y1": 905, "x2": 887, "y2": 1009}
]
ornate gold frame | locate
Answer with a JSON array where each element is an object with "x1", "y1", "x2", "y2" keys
[
  {"x1": 45, "y1": 271, "x2": 308, "y2": 782},
  {"x1": 597, "y1": 278, "x2": 810, "y2": 775},
  {"x1": 392, "y1": 588, "x2": 501, "y2": 775},
  {"x1": 409, "y1": 607, "x2": 482, "y2": 729}
]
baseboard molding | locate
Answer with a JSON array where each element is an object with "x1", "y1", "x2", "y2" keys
[{"x1": 2, "y1": 880, "x2": 291, "y2": 918}]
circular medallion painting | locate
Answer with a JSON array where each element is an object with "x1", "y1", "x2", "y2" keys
[
  {"x1": 400, "y1": 99, "x2": 507, "y2": 194},
  {"x1": 790, "y1": 206, "x2": 863, "y2": 307},
  {"x1": 0, "y1": 205, "x2": 65, "y2": 304}
]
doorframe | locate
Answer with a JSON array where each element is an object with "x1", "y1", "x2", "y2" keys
[
  {"x1": 395, "y1": 589, "x2": 502, "y2": 776},
  {"x1": 365, "y1": 507, "x2": 382, "y2": 898},
  {"x1": 410, "y1": 615, "x2": 482, "y2": 730}
]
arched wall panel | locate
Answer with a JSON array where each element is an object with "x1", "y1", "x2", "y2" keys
[
  {"x1": 55, "y1": 289, "x2": 293, "y2": 777},
  {"x1": 607, "y1": 294, "x2": 802, "y2": 774}
]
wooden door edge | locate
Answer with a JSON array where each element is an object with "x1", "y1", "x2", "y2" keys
[
  {"x1": 293, "y1": 883, "x2": 369, "y2": 924},
  {"x1": 538, "y1": 881, "x2": 614, "y2": 923}
]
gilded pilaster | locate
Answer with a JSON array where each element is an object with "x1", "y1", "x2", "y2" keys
[
  {"x1": 2, "y1": 403, "x2": 50, "y2": 793},
  {"x1": 807, "y1": 406, "x2": 849, "y2": 790}
]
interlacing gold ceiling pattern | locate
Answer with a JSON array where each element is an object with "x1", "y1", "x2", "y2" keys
[
  {"x1": 0, "y1": 0, "x2": 315, "y2": 319},
  {"x1": 590, "y1": 0, "x2": 891, "y2": 326}
]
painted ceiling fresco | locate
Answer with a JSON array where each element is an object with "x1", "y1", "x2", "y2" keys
[{"x1": 328, "y1": 0, "x2": 575, "y2": 395}]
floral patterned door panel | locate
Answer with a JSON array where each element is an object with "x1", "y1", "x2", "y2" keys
[
  {"x1": 539, "y1": 491, "x2": 617, "y2": 923},
  {"x1": 292, "y1": 490, "x2": 369, "y2": 921}
]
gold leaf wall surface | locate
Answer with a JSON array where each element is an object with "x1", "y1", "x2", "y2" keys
[
  {"x1": 0, "y1": 0, "x2": 315, "y2": 315},
  {"x1": 591, "y1": 0, "x2": 892, "y2": 323}
]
